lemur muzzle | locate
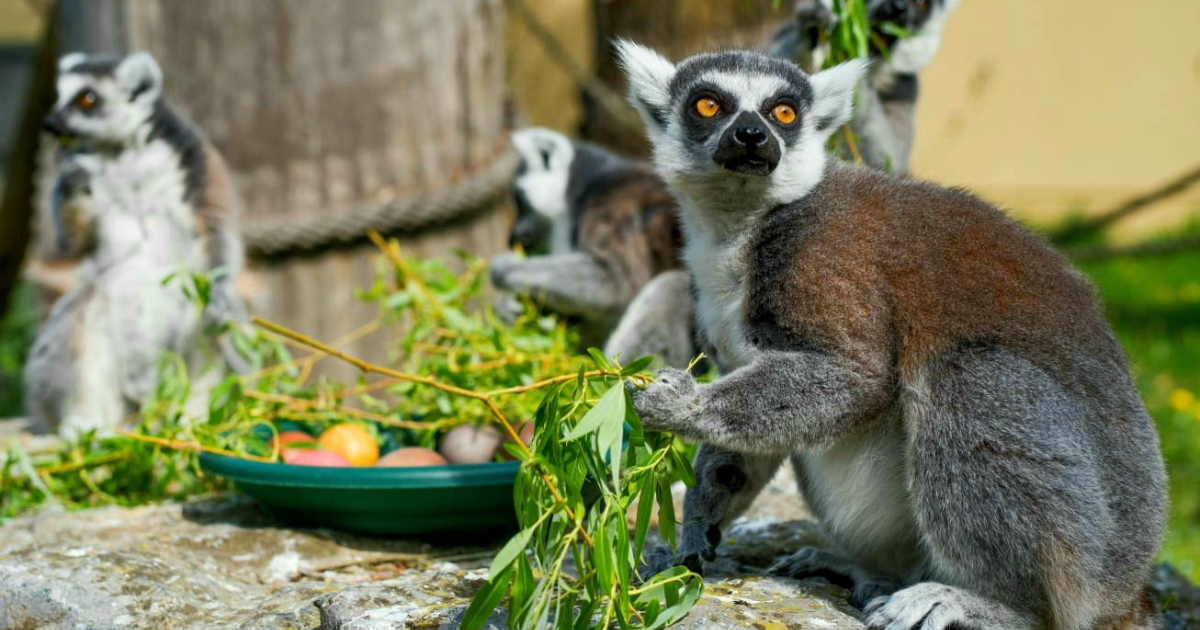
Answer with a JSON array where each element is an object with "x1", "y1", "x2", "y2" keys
[{"x1": 713, "y1": 111, "x2": 781, "y2": 177}]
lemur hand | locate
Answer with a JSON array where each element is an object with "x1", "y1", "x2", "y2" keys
[
  {"x1": 795, "y1": 0, "x2": 837, "y2": 37},
  {"x1": 628, "y1": 368, "x2": 700, "y2": 434},
  {"x1": 489, "y1": 251, "x2": 523, "y2": 291}
]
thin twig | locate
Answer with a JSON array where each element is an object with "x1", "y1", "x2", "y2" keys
[
  {"x1": 113, "y1": 429, "x2": 275, "y2": 463},
  {"x1": 1068, "y1": 233, "x2": 1200, "y2": 262},
  {"x1": 1051, "y1": 163, "x2": 1200, "y2": 243}
]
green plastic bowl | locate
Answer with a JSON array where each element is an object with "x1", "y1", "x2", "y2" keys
[{"x1": 198, "y1": 452, "x2": 520, "y2": 535}]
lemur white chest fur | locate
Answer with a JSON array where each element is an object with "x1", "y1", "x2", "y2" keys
[
  {"x1": 680, "y1": 205, "x2": 756, "y2": 370},
  {"x1": 86, "y1": 139, "x2": 199, "y2": 274}
]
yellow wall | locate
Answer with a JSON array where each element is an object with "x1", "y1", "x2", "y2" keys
[
  {"x1": 0, "y1": 0, "x2": 43, "y2": 42},
  {"x1": 912, "y1": 0, "x2": 1200, "y2": 237}
]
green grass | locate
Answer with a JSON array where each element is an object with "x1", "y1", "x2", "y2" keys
[
  {"x1": 0, "y1": 281, "x2": 36, "y2": 417},
  {"x1": 1079, "y1": 247, "x2": 1200, "y2": 580}
]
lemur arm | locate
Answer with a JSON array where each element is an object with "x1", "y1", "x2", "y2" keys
[
  {"x1": 849, "y1": 74, "x2": 918, "y2": 173},
  {"x1": 196, "y1": 146, "x2": 248, "y2": 328},
  {"x1": 631, "y1": 349, "x2": 891, "y2": 454},
  {"x1": 490, "y1": 252, "x2": 627, "y2": 321}
]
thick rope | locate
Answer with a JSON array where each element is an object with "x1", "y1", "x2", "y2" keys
[{"x1": 241, "y1": 149, "x2": 518, "y2": 259}]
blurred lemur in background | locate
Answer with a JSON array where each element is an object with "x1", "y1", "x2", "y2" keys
[
  {"x1": 618, "y1": 40, "x2": 1165, "y2": 630},
  {"x1": 25, "y1": 52, "x2": 247, "y2": 438},
  {"x1": 490, "y1": 128, "x2": 692, "y2": 364},
  {"x1": 770, "y1": 0, "x2": 961, "y2": 173}
]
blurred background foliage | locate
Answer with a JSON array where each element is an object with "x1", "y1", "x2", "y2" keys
[{"x1": 0, "y1": 0, "x2": 1197, "y2": 578}]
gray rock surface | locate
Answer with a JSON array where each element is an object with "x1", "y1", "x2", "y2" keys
[{"x1": 1, "y1": 462, "x2": 1195, "y2": 629}]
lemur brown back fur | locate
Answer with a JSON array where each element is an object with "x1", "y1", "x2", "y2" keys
[
  {"x1": 746, "y1": 161, "x2": 1165, "y2": 627},
  {"x1": 577, "y1": 165, "x2": 683, "y2": 304}
]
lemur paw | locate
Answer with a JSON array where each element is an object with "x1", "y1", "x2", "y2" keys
[
  {"x1": 640, "y1": 542, "x2": 711, "y2": 578},
  {"x1": 488, "y1": 252, "x2": 523, "y2": 291},
  {"x1": 795, "y1": 0, "x2": 837, "y2": 35},
  {"x1": 492, "y1": 291, "x2": 524, "y2": 324},
  {"x1": 627, "y1": 368, "x2": 698, "y2": 433},
  {"x1": 864, "y1": 583, "x2": 997, "y2": 630},
  {"x1": 768, "y1": 547, "x2": 856, "y2": 588},
  {"x1": 770, "y1": 548, "x2": 897, "y2": 609}
]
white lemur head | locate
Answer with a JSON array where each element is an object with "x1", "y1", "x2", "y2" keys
[
  {"x1": 509, "y1": 128, "x2": 576, "y2": 252},
  {"x1": 44, "y1": 52, "x2": 163, "y2": 148},
  {"x1": 867, "y1": 0, "x2": 962, "y2": 74},
  {"x1": 616, "y1": 41, "x2": 866, "y2": 210}
]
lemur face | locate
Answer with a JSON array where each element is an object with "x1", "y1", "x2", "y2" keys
[
  {"x1": 44, "y1": 52, "x2": 163, "y2": 148},
  {"x1": 509, "y1": 128, "x2": 575, "y2": 252},
  {"x1": 617, "y1": 42, "x2": 865, "y2": 206}
]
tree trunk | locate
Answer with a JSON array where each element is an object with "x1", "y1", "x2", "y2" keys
[
  {"x1": 68, "y1": 0, "x2": 511, "y2": 378},
  {"x1": 585, "y1": 0, "x2": 785, "y2": 155}
]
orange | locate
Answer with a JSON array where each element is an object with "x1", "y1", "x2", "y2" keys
[{"x1": 317, "y1": 424, "x2": 380, "y2": 467}]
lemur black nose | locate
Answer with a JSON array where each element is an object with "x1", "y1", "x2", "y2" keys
[{"x1": 733, "y1": 126, "x2": 767, "y2": 148}]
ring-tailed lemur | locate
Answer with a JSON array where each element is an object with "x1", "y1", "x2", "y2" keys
[
  {"x1": 491, "y1": 128, "x2": 689, "y2": 360},
  {"x1": 616, "y1": 41, "x2": 1166, "y2": 630},
  {"x1": 604, "y1": 0, "x2": 961, "y2": 372},
  {"x1": 769, "y1": 0, "x2": 961, "y2": 173},
  {"x1": 25, "y1": 52, "x2": 248, "y2": 438}
]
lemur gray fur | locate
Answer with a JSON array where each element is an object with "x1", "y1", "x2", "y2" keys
[
  {"x1": 769, "y1": 0, "x2": 961, "y2": 173},
  {"x1": 490, "y1": 128, "x2": 688, "y2": 358},
  {"x1": 616, "y1": 41, "x2": 1167, "y2": 630},
  {"x1": 24, "y1": 52, "x2": 248, "y2": 438}
]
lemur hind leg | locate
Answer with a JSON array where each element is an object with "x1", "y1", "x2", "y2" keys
[
  {"x1": 646, "y1": 445, "x2": 784, "y2": 575},
  {"x1": 873, "y1": 346, "x2": 1115, "y2": 630},
  {"x1": 604, "y1": 270, "x2": 695, "y2": 369}
]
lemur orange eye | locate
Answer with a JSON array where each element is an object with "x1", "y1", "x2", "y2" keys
[
  {"x1": 772, "y1": 104, "x2": 797, "y2": 124},
  {"x1": 694, "y1": 98, "x2": 720, "y2": 118},
  {"x1": 75, "y1": 90, "x2": 98, "y2": 111}
]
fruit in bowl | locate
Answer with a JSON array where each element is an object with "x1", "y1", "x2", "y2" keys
[
  {"x1": 376, "y1": 447, "x2": 448, "y2": 467},
  {"x1": 317, "y1": 424, "x2": 380, "y2": 467}
]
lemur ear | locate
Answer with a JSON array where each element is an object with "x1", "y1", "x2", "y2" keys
[
  {"x1": 57, "y1": 52, "x2": 86, "y2": 74},
  {"x1": 115, "y1": 52, "x2": 163, "y2": 102},
  {"x1": 613, "y1": 39, "x2": 676, "y2": 139},
  {"x1": 809, "y1": 58, "x2": 869, "y2": 135}
]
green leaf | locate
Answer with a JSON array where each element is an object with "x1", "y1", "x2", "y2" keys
[
  {"x1": 634, "y1": 478, "x2": 655, "y2": 560},
  {"x1": 670, "y1": 446, "x2": 696, "y2": 487},
  {"x1": 596, "y1": 391, "x2": 624, "y2": 490},
  {"x1": 461, "y1": 566, "x2": 512, "y2": 630},
  {"x1": 586, "y1": 347, "x2": 610, "y2": 370},
  {"x1": 488, "y1": 526, "x2": 533, "y2": 577},
  {"x1": 620, "y1": 356, "x2": 654, "y2": 376},
  {"x1": 656, "y1": 476, "x2": 677, "y2": 550},
  {"x1": 508, "y1": 552, "x2": 536, "y2": 628},
  {"x1": 563, "y1": 385, "x2": 624, "y2": 442}
]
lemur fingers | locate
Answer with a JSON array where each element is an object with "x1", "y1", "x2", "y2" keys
[{"x1": 864, "y1": 583, "x2": 1036, "y2": 630}]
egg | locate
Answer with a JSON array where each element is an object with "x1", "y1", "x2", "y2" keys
[
  {"x1": 438, "y1": 424, "x2": 503, "y2": 464},
  {"x1": 375, "y1": 447, "x2": 449, "y2": 467}
]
